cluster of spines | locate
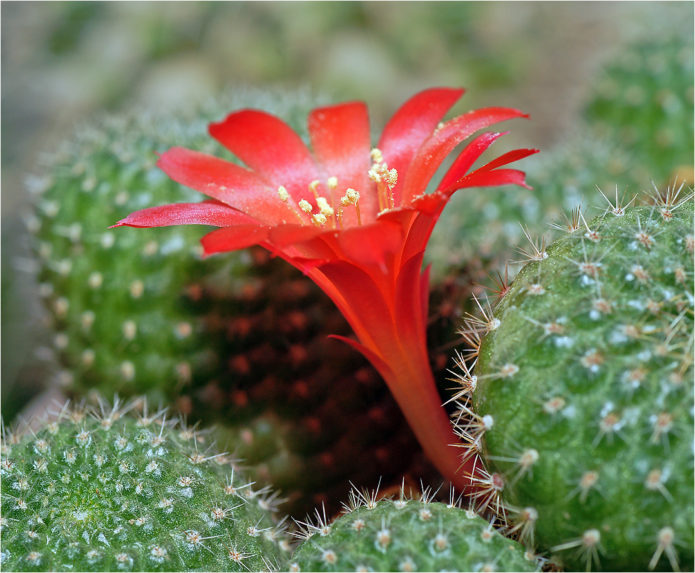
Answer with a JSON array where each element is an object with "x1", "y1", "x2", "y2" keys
[
  {"x1": 288, "y1": 483, "x2": 538, "y2": 572},
  {"x1": 449, "y1": 184, "x2": 693, "y2": 571},
  {"x1": 0, "y1": 397, "x2": 288, "y2": 571}
]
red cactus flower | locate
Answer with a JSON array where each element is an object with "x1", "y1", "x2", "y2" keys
[{"x1": 114, "y1": 87, "x2": 537, "y2": 491}]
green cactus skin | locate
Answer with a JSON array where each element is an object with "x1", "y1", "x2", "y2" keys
[
  {"x1": 584, "y1": 32, "x2": 694, "y2": 187},
  {"x1": 461, "y1": 189, "x2": 694, "y2": 571},
  {"x1": 289, "y1": 491, "x2": 538, "y2": 572},
  {"x1": 0, "y1": 399, "x2": 289, "y2": 571}
]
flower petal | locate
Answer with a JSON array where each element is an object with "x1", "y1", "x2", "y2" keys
[
  {"x1": 209, "y1": 109, "x2": 320, "y2": 203},
  {"x1": 200, "y1": 225, "x2": 270, "y2": 254},
  {"x1": 156, "y1": 147, "x2": 295, "y2": 225},
  {"x1": 378, "y1": 87, "x2": 464, "y2": 205},
  {"x1": 394, "y1": 251, "x2": 429, "y2": 354},
  {"x1": 456, "y1": 168, "x2": 532, "y2": 190},
  {"x1": 112, "y1": 201, "x2": 256, "y2": 228},
  {"x1": 314, "y1": 260, "x2": 394, "y2": 349},
  {"x1": 401, "y1": 107, "x2": 529, "y2": 203},
  {"x1": 308, "y1": 102, "x2": 376, "y2": 221},
  {"x1": 328, "y1": 334, "x2": 394, "y2": 381},
  {"x1": 336, "y1": 219, "x2": 404, "y2": 272},
  {"x1": 436, "y1": 131, "x2": 506, "y2": 192}
]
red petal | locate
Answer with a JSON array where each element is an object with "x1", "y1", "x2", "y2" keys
[
  {"x1": 308, "y1": 102, "x2": 376, "y2": 221},
  {"x1": 112, "y1": 201, "x2": 256, "y2": 228},
  {"x1": 209, "y1": 110, "x2": 320, "y2": 203},
  {"x1": 200, "y1": 225, "x2": 270, "y2": 254},
  {"x1": 336, "y1": 220, "x2": 404, "y2": 272},
  {"x1": 328, "y1": 335, "x2": 394, "y2": 381},
  {"x1": 474, "y1": 147, "x2": 539, "y2": 172},
  {"x1": 436, "y1": 132, "x2": 506, "y2": 192},
  {"x1": 394, "y1": 251, "x2": 429, "y2": 353},
  {"x1": 401, "y1": 107, "x2": 528, "y2": 202},
  {"x1": 157, "y1": 147, "x2": 294, "y2": 225},
  {"x1": 315, "y1": 260, "x2": 394, "y2": 349},
  {"x1": 268, "y1": 224, "x2": 325, "y2": 248},
  {"x1": 457, "y1": 168, "x2": 531, "y2": 190},
  {"x1": 378, "y1": 88, "x2": 464, "y2": 205}
]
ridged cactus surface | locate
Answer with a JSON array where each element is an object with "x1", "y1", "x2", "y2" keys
[
  {"x1": 465, "y1": 190, "x2": 694, "y2": 571},
  {"x1": 290, "y1": 493, "x2": 537, "y2": 572},
  {"x1": 0, "y1": 399, "x2": 288, "y2": 571}
]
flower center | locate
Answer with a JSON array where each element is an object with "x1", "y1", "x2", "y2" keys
[{"x1": 275, "y1": 147, "x2": 398, "y2": 229}]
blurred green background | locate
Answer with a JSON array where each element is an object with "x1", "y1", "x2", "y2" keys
[{"x1": 2, "y1": 1, "x2": 692, "y2": 421}]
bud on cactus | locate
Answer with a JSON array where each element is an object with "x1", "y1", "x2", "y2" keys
[
  {"x1": 0, "y1": 398, "x2": 288, "y2": 571},
  {"x1": 289, "y1": 487, "x2": 537, "y2": 572},
  {"x1": 457, "y1": 187, "x2": 694, "y2": 571}
]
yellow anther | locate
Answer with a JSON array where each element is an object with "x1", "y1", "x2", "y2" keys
[
  {"x1": 312, "y1": 213, "x2": 328, "y2": 227},
  {"x1": 327, "y1": 176, "x2": 338, "y2": 190},
  {"x1": 386, "y1": 168, "x2": 398, "y2": 188},
  {"x1": 368, "y1": 168, "x2": 381, "y2": 183},
  {"x1": 316, "y1": 197, "x2": 334, "y2": 217},
  {"x1": 341, "y1": 189, "x2": 360, "y2": 206},
  {"x1": 370, "y1": 148, "x2": 384, "y2": 164},
  {"x1": 298, "y1": 199, "x2": 313, "y2": 213},
  {"x1": 277, "y1": 186, "x2": 290, "y2": 202},
  {"x1": 340, "y1": 189, "x2": 362, "y2": 225}
]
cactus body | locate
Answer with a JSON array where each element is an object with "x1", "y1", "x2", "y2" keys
[
  {"x1": 467, "y1": 192, "x2": 694, "y2": 571},
  {"x1": 585, "y1": 33, "x2": 694, "y2": 186},
  {"x1": 0, "y1": 400, "x2": 287, "y2": 571},
  {"x1": 290, "y1": 496, "x2": 537, "y2": 572}
]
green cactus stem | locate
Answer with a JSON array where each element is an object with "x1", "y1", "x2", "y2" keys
[
  {"x1": 455, "y1": 186, "x2": 694, "y2": 571},
  {"x1": 0, "y1": 398, "x2": 288, "y2": 571}
]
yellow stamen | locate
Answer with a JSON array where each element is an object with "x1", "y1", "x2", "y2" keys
[
  {"x1": 298, "y1": 199, "x2": 313, "y2": 213},
  {"x1": 370, "y1": 148, "x2": 384, "y2": 164},
  {"x1": 341, "y1": 188, "x2": 361, "y2": 225},
  {"x1": 277, "y1": 186, "x2": 290, "y2": 202},
  {"x1": 311, "y1": 213, "x2": 327, "y2": 226},
  {"x1": 327, "y1": 176, "x2": 338, "y2": 190},
  {"x1": 316, "y1": 197, "x2": 335, "y2": 217},
  {"x1": 309, "y1": 180, "x2": 321, "y2": 199}
]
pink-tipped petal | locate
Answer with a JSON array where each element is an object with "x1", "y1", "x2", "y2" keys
[
  {"x1": 401, "y1": 107, "x2": 529, "y2": 202},
  {"x1": 157, "y1": 147, "x2": 293, "y2": 225},
  {"x1": 200, "y1": 225, "x2": 270, "y2": 254},
  {"x1": 378, "y1": 88, "x2": 464, "y2": 205},
  {"x1": 112, "y1": 201, "x2": 256, "y2": 228},
  {"x1": 308, "y1": 102, "x2": 376, "y2": 220},
  {"x1": 209, "y1": 109, "x2": 320, "y2": 203}
]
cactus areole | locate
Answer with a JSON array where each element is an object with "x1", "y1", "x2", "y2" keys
[{"x1": 115, "y1": 88, "x2": 537, "y2": 490}]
